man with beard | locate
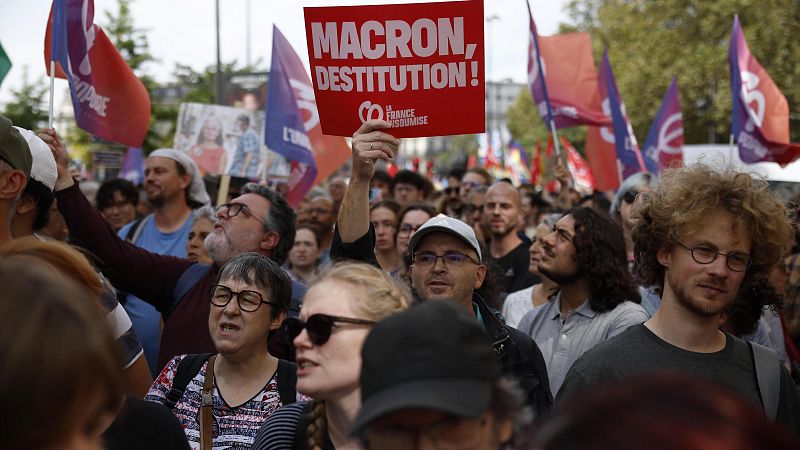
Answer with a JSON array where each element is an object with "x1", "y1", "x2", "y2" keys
[
  {"x1": 516, "y1": 207, "x2": 647, "y2": 394},
  {"x1": 115, "y1": 149, "x2": 210, "y2": 376},
  {"x1": 484, "y1": 182, "x2": 538, "y2": 294},
  {"x1": 558, "y1": 165, "x2": 800, "y2": 433},
  {"x1": 43, "y1": 131, "x2": 301, "y2": 374}
]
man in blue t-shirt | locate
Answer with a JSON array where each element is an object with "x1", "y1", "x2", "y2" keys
[{"x1": 118, "y1": 149, "x2": 210, "y2": 376}]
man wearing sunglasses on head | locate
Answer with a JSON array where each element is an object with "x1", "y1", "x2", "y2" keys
[
  {"x1": 43, "y1": 130, "x2": 304, "y2": 375},
  {"x1": 559, "y1": 165, "x2": 800, "y2": 434}
]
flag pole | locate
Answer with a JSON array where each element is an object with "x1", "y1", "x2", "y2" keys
[{"x1": 48, "y1": 60, "x2": 55, "y2": 128}]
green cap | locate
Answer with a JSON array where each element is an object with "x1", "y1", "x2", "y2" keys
[{"x1": 0, "y1": 115, "x2": 32, "y2": 178}]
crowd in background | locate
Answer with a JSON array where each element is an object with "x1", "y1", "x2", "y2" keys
[{"x1": 1, "y1": 114, "x2": 800, "y2": 449}]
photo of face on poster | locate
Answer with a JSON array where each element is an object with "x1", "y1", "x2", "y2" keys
[{"x1": 174, "y1": 102, "x2": 289, "y2": 179}]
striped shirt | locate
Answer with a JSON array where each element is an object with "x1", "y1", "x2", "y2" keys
[{"x1": 252, "y1": 402, "x2": 334, "y2": 450}]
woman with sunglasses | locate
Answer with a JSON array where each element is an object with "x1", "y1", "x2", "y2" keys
[
  {"x1": 252, "y1": 262, "x2": 412, "y2": 450},
  {"x1": 609, "y1": 173, "x2": 658, "y2": 279},
  {"x1": 146, "y1": 253, "x2": 299, "y2": 449}
]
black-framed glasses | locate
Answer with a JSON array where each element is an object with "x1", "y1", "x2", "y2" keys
[
  {"x1": 209, "y1": 284, "x2": 277, "y2": 312},
  {"x1": 676, "y1": 242, "x2": 751, "y2": 272},
  {"x1": 361, "y1": 414, "x2": 490, "y2": 450},
  {"x1": 412, "y1": 251, "x2": 480, "y2": 267},
  {"x1": 215, "y1": 202, "x2": 265, "y2": 225},
  {"x1": 283, "y1": 314, "x2": 376, "y2": 346}
]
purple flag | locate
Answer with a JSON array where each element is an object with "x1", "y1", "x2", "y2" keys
[
  {"x1": 598, "y1": 50, "x2": 645, "y2": 181},
  {"x1": 642, "y1": 78, "x2": 683, "y2": 176},
  {"x1": 119, "y1": 147, "x2": 144, "y2": 185},
  {"x1": 526, "y1": 0, "x2": 555, "y2": 126},
  {"x1": 264, "y1": 25, "x2": 318, "y2": 207},
  {"x1": 728, "y1": 16, "x2": 799, "y2": 165}
]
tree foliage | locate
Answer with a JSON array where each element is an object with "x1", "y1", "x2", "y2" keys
[
  {"x1": 565, "y1": 0, "x2": 800, "y2": 143},
  {"x1": 1, "y1": 67, "x2": 48, "y2": 130}
]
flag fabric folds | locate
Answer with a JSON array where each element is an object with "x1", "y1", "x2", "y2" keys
[
  {"x1": 265, "y1": 25, "x2": 351, "y2": 207},
  {"x1": 526, "y1": 1, "x2": 609, "y2": 129},
  {"x1": 506, "y1": 140, "x2": 531, "y2": 185},
  {"x1": 598, "y1": 49, "x2": 645, "y2": 181},
  {"x1": 45, "y1": 0, "x2": 150, "y2": 147},
  {"x1": 0, "y1": 41, "x2": 11, "y2": 88},
  {"x1": 728, "y1": 15, "x2": 799, "y2": 165},
  {"x1": 562, "y1": 136, "x2": 595, "y2": 192},
  {"x1": 642, "y1": 78, "x2": 684, "y2": 176},
  {"x1": 119, "y1": 147, "x2": 144, "y2": 185}
]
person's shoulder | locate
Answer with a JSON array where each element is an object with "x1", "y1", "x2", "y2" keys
[
  {"x1": 254, "y1": 401, "x2": 311, "y2": 450},
  {"x1": 505, "y1": 286, "x2": 534, "y2": 303},
  {"x1": 606, "y1": 300, "x2": 649, "y2": 321},
  {"x1": 581, "y1": 323, "x2": 646, "y2": 359}
]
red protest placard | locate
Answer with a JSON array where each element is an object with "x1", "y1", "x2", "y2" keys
[{"x1": 303, "y1": 0, "x2": 485, "y2": 138}]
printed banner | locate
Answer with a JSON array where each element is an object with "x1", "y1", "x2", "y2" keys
[
  {"x1": 44, "y1": 0, "x2": 150, "y2": 147},
  {"x1": 642, "y1": 77, "x2": 683, "y2": 176},
  {"x1": 527, "y1": 0, "x2": 608, "y2": 129},
  {"x1": 729, "y1": 15, "x2": 799, "y2": 165},
  {"x1": 303, "y1": 0, "x2": 485, "y2": 137},
  {"x1": 173, "y1": 102, "x2": 289, "y2": 180},
  {"x1": 598, "y1": 49, "x2": 645, "y2": 182}
]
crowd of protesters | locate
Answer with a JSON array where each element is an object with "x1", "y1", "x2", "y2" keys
[{"x1": 1, "y1": 113, "x2": 800, "y2": 449}]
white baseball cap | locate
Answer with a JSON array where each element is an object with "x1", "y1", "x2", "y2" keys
[{"x1": 13, "y1": 127, "x2": 57, "y2": 191}]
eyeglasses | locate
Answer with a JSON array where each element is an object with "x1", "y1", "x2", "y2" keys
[
  {"x1": 283, "y1": 313, "x2": 376, "y2": 346},
  {"x1": 216, "y1": 202, "x2": 265, "y2": 225},
  {"x1": 676, "y1": 242, "x2": 751, "y2": 272},
  {"x1": 622, "y1": 190, "x2": 639, "y2": 204},
  {"x1": 362, "y1": 415, "x2": 489, "y2": 450},
  {"x1": 209, "y1": 284, "x2": 277, "y2": 312},
  {"x1": 398, "y1": 223, "x2": 423, "y2": 235},
  {"x1": 412, "y1": 251, "x2": 480, "y2": 267}
]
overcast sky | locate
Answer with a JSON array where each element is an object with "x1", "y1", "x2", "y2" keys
[{"x1": 0, "y1": 0, "x2": 569, "y2": 109}]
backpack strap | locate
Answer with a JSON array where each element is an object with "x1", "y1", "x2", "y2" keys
[
  {"x1": 169, "y1": 264, "x2": 214, "y2": 313},
  {"x1": 164, "y1": 353, "x2": 215, "y2": 411},
  {"x1": 125, "y1": 216, "x2": 149, "y2": 244},
  {"x1": 749, "y1": 341, "x2": 781, "y2": 420},
  {"x1": 276, "y1": 359, "x2": 298, "y2": 406}
]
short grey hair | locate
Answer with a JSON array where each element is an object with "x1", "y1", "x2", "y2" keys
[
  {"x1": 192, "y1": 205, "x2": 216, "y2": 224},
  {"x1": 216, "y1": 252, "x2": 292, "y2": 318},
  {"x1": 610, "y1": 173, "x2": 658, "y2": 216}
]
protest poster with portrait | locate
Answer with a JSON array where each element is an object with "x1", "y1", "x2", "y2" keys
[
  {"x1": 174, "y1": 102, "x2": 289, "y2": 179},
  {"x1": 303, "y1": 0, "x2": 485, "y2": 138}
]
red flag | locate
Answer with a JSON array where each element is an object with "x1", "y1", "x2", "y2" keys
[
  {"x1": 44, "y1": 0, "x2": 150, "y2": 147},
  {"x1": 531, "y1": 142, "x2": 541, "y2": 187},
  {"x1": 585, "y1": 126, "x2": 620, "y2": 191},
  {"x1": 467, "y1": 154, "x2": 477, "y2": 169},
  {"x1": 544, "y1": 136, "x2": 559, "y2": 193},
  {"x1": 561, "y1": 136, "x2": 595, "y2": 192}
]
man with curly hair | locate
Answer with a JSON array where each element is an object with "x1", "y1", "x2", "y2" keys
[
  {"x1": 558, "y1": 165, "x2": 800, "y2": 434},
  {"x1": 516, "y1": 207, "x2": 648, "y2": 394}
]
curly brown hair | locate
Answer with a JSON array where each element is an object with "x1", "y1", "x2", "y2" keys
[
  {"x1": 633, "y1": 164, "x2": 792, "y2": 294},
  {"x1": 567, "y1": 207, "x2": 640, "y2": 312}
]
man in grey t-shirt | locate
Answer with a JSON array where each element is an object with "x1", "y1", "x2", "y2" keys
[
  {"x1": 558, "y1": 165, "x2": 800, "y2": 434},
  {"x1": 516, "y1": 207, "x2": 646, "y2": 393}
]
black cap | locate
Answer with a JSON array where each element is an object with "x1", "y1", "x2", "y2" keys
[
  {"x1": 352, "y1": 300, "x2": 500, "y2": 434},
  {"x1": 0, "y1": 116, "x2": 32, "y2": 178}
]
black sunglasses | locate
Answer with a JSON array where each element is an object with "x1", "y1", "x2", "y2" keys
[
  {"x1": 283, "y1": 314, "x2": 376, "y2": 346},
  {"x1": 622, "y1": 190, "x2": 639, "y2": 204}
]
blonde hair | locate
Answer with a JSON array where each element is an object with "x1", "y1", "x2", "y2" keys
[
  {"x1": 634, "y1": 164, "x2": 792, "y2": 291},
  {"x1": 305, "y1": 262, "x2": 411, "y2": 450}
]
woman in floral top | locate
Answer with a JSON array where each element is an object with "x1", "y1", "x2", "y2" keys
[{"x1": 147, "y1": 253, "x2": 301, "y2": 449}]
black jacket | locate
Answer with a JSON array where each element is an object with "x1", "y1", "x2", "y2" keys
[{"x1": 331, "y1": 225, "x2": 554, "y2": 417}]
